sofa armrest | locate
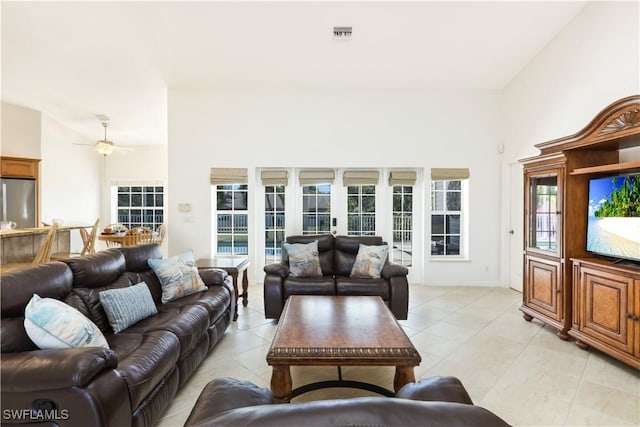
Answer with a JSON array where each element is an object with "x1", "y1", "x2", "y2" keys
[
  {"x1": 1, "y1": 347, "x2": 118, "y2": 392},
  {"x1": 199, "y1": 268, "x2": 229, "y2": 286},
  {"x1": 381, "y1": 263, "x2": 409, "y2": 279},
  {"x1": 185, "y1": 377, "x2": 273, "y2": 426},
  {"x1": 263, "y1": 262, "x2": 289, "y2": 278},
  {"x1": 395, "y1": 376, "x2": 473, "y2": 405}
]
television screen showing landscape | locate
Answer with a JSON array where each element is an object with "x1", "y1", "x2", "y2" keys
[{"x1": 587, "y1": 174, "x2": 640, "y2": 262}]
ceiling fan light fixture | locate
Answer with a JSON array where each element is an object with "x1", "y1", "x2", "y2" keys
[{"x1": 96, "y1": 140, "x2": 114, "y2": 156}]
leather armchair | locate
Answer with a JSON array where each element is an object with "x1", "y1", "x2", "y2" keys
[
  {"x1": 184, "y1": 376, "x2": 511, "y2": 427},
  {"x1": 264, "y1": 234, "x2": 409, "y2": 319}
]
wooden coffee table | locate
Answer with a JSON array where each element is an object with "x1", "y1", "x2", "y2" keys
[{"x1": 266, "y1": 295, "x2": 421, "y2": 403}]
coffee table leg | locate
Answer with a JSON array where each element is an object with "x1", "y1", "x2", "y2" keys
[
  {"x1": 270, "y1": 365, "x2": 292, "y2": 403},
  {"x1": 230, "y1": 272, "x2": 239, "y2": 321},
  {"x1": 393, "y1": 366, "x2": 416, "y2": 392}
]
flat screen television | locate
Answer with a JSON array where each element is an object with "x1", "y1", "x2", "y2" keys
[{"x1": 587, "y1": 173, "x2": 640, "y2": 263}]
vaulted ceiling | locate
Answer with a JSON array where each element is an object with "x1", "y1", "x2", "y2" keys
[{"x1": 1, "y1": 1, "x2": 587, "y2": 147}]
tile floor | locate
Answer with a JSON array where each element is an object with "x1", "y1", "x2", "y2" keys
[{"x1": 157, "y1": 284, "x2": 640, "y2": 427}]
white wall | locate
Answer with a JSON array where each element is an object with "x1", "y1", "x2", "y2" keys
[
  {"x1": 0, "y1": 102, "x2": 41, "y2": 158},
  {"x1": 500, "y1": 1, "x2": 640, "y2": 286},
  {"x1": 40, "y1": 115, "x2": 102, "y2": 251},
  {"x1": 168, "y1": 89, "x2": 504, "y2": 286}
]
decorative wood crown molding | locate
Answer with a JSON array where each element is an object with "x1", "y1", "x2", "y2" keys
[
  {"x1": 597, "y1": 108, "x2": 640, "y2": 136},
  {"x1": 535, "y1": 95, "x2": 640, "y2": 154}
]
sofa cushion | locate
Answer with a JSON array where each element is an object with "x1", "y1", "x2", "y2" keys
[
  {"x1": 148, "y1": 249, "x2": 207, "y2": 303},
  {"x1": 335, "y1": 277, "x2": 390, "y2": 300},
  {"x1": 99, "y1": 282, "x2": 158, "y2": 333},
  {"x1": 107, "y1": 330, "x2": 180, "y2": 409},
  {"x1": 350, "y1": 244, "x2": 389, "y2": 279},
  {"x1": 283, "y1": 240, "x2": 322, "y2": 277},
  {"x1": 283, "y1": 277, "x2": 336, "y2": 298},
  {"x1": 24, "y1": 294, "x2": 109, "y2": 349},
  {"x1": 162, "y1": 286, "x2": 231, "y2": 326}
]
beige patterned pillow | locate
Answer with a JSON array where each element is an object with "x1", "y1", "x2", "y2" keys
[{"x1": 350, "y1": 244, "x2": 389, "y2": 278}]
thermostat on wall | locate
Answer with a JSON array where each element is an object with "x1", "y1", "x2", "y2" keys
[{"x1": 178, "y1": 203, "x2": 192, "y2": 213}]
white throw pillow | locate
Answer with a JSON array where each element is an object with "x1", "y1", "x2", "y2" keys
[{"x1": 24, "y1": 294, "x2": 109, "y2": 349}]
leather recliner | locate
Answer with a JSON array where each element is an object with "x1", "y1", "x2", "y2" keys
[
  {"x1": 184, "y1": 376, "x2": 511, "y2": 427},
  {"x1": 263, "y1": 234, "x2": 410, "y2": 320},
  {"x1": 0, "y1": 244, "x2": 234, "y2": 427}
]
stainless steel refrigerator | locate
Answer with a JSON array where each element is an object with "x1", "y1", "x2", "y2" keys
[{"x1": 1, "y1": 177, "x2": 37, "y2": 229}]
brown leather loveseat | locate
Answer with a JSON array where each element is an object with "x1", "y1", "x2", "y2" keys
[
  {"x1": 184, "y1": 376, "x2": 511, "y2": 426},
  {"x1": 1, "y1": 244, "x2": 233, "y2": 427},
  {"x1": 264, "y1": 234, "x2": 409, "y2": 319}
]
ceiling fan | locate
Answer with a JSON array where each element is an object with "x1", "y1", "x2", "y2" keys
[{"x1": 74, "y1": 117, "x2": 132, "y2": 156}]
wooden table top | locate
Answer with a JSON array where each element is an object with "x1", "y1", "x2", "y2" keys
[{"x1": 267, "y1": 295, "x2": 421, "y2": 366}]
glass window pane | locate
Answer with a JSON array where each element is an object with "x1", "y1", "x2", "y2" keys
[
  {"x1": 144, "y1": 186, "x2": 154, "y2": 192},
  {"x1": 393, "y1": 194, "x2": 402, "y2": 211},
  {"x1": 317, "y1": 184, "x2": 331, "y2": 195},
  {"x1": 131, "y1": 186, "x2": 142, "y2": 192},
  {"x1": 403, "y1": 194, "x2": 412, "y2": 211},
  {"x1": 265, "y1": 194, "x2": 275, "y2": 210},
  {"x1": 217, "y1": 214, "x2": 232, "y2": 232},
  {"x1": 446, "y1": 180, "x2": 461, "y2": 191},
  {"x1": 155, "y1": 194, "x2": 163, "y2": 207},
  {"x1": 144, "y1": 194, "x2": 154, "y2": 207},
  {"x1": 317, "y1": 214, "x2": 331, "y2": 232},
  {"x1": 118, "y1": 193, "x2": 130, "y2": 206},
  {"x1": 348, "y1": 186, "x2": 358, "y2": 194},
  {"x1": 303, "y1": 195, "x2": 315, "y2": 212},
  {"x1": 431, "y1": 236, "x2": 445, "y2": 255},
  {"x1": 347, "y1": 195, "x2": 359, "y2": 213},
  {"x1": 446, "y1": 236, "x2": 460, "y2": 255},
  {"x1": 446, "y1": 215, "x2": 460, "y2": 234},
  {"x1": 276, "y1": 193, "x2": 285, "y2": 211},
  {"x1": 317, "y1": 195, "x2": 331, "y2": 212},
  {"x1": 362, "y1": 195, "x2": 375, "y2": 213},
  {"x1": 234, "y1": 192, "x2": 248, "y2": 210},
  {"x1": 446, "y1": 192, "x2": 461, "y2": 211},
  {"x1": 432, "y1": 215, "x2": 445, "y2": 234},
  {"x1": 217, "y1": 191, "x2": 231, "y2": 210},
  {"x1": 432, "y1": 192, "x2": 444, "y2": 211}
]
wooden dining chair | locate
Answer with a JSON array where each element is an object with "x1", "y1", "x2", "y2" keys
[
  {"x1": 33, "y1": 222, "x2": 59, "y2": 264},
  {"x1": 151, "y1": 224, "x2": 166, "y2": 245},
  {"x1": 81, "y1": 218, "x2": 100, "y2": 255}
]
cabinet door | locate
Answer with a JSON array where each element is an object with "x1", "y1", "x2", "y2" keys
[
  {"x1": 525, "y1": 256, "x2": 562, "y2": 321},
  {"x1": 580, "y1": 267, "x2": 634, "y2": 354},
  {"x1": 1, "y1": 158, "x2": 38, "y2": 179},
  {"x1": 525, "y1": 170, "x2": 562, "y2": 258}
]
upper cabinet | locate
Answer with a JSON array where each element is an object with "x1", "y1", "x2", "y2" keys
[{"x1": 1, "y1": 157, "x2": 40, "y2": 179}]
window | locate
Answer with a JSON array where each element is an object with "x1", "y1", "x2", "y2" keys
[
  {"x1": 302, "y1": 184, "x2": 331, "y2": 235},
  {"x1": 392, "y1": 185, "x2": 412, "y2": 266},
  {"x1": 265, "y1": 185, "x2": 285, "y2": 263},
  {"x1": 216, "y1": 184, "x2": 248, "y2": 254},
  {"x1": 347, "y1": 185, "x2": 376, "y2": 236},
  {"x1": 116, "y1": 186, "x2": 164, "y2": 231},
  {"x1": 430, "y1": 180, "x2": 463, "y2": 256}
]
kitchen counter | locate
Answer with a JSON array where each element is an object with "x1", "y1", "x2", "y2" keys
[{"x1": 0, "y1": 225, "x2": 90, "y2": 265}]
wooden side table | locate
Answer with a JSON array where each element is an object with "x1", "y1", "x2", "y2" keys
[{"x1": 196, "y1": 256, "x2": 250, "y2": 321}]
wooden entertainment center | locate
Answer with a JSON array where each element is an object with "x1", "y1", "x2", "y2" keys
[{"x1": 519, "y1": 95, "x2": 640, "y2": 369}]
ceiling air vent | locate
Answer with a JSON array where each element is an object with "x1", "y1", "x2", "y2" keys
[{"x1": 333, "y1": 26, "x2": 352, "y2": 40}]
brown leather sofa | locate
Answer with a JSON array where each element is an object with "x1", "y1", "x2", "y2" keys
[
  {"x1": 1, "y1": 244, "x2": 233, "y2": 427},
  {"x1": 264, "y1": 234, "x2": 409, "y2": 319},
  {"x1": 184, "y1": 376, "x2": 511, "y2": 426}
]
